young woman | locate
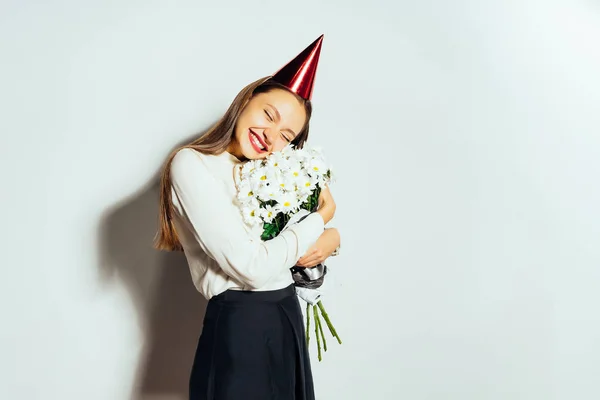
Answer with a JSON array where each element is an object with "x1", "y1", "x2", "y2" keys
[{"x1": 154, "y1": 35, "x2": 341, "y2": 400}]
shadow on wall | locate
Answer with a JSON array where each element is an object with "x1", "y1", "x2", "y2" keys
[{"x1": 97, "y1": 132, "x2": 210, "y2": 400}]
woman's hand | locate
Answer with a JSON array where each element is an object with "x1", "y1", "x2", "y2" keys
[
  {"x1": 316, "y1": 186, "x2": 336, "y2": 225},
  {"x1": 296, "y1": 228, "x2": 340, "y2": 268}
]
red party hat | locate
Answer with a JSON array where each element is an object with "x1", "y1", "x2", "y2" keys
[{"x1": 272, "y1": 34, "x2": 324, "y2": 101}]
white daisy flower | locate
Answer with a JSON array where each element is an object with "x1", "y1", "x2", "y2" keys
[
  {"x1": 260, "y1": 204, "x2": 280, "y2": 223},
  {"x1": 277, "y1": 171, "x2": 297, "y2": 192},
  {"x1": 280, "y1": 143, "x2": 296, "y2": 157},
  {"x1": 266, "y1": 151, "x2": 291, "y2": 171},
  {"x1": 326, "y1": 164, "x2": 335, "y2": 184},
  {"x1": 276, "y1": 191, "x2": 299, "y2": 214},
  {"x1": 256, "y1": 184, "x2": 282, "y2": 202},
  {"x1": 295, "y1": 172, "x2": 315, "y2": 195},
  {"x1": 264, "y1": 165, "x2": 284, "y2": 183},
  {"x1": 297, "y1": 192, "x2": 310, "y2": 205},
  {"x1": 240, "y1": 160, "x2": 260, "y2": 178},
  {"x1": 309, "y1": 145, "x2": 324, "y2": 157},
  {"x1": 236, "y1": 181, "x2": 255, "y2": 202},
  {"x1": 306, "y1": 157, "x2": 327, "y2": 179},
  {"x1": 253, "y1": 165, "x2": 270, "y2": 182},
  {"x1": 287, "y1": 160, "x2": 303, "y2": 179},
  {"x1": 294, "y1": 148, "x2": 311, "y2": 163},
  {"x1": 241, "y1": 198, "x2": 261, "y2": 226}
]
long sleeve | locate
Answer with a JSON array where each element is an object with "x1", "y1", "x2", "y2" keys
[{"x1": 170, "y1": 148, "x2": 325, "y2": 289}]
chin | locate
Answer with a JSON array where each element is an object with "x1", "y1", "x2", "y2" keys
[
  {"x1": 236, "y1": 143, "x2": 259, "y2": 161},
  {"x1": 247, "y1": 150, "x2": 268, "y2": 160}
]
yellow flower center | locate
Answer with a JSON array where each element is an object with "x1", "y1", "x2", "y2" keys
[
  {"x1": 283, "y1": 201, "x2": 291, "y2": 207},
  {"x1": 261, "y1": 175, "x2": 267, "y2": 180}
]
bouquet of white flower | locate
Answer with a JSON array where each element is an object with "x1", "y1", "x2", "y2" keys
[{"x1": 235, "y1": 143, "x2": 342, "y2": 361}]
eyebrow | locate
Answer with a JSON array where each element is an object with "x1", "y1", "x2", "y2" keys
[{"x1": 266, "y1": 103, "x2": 298, "y2": 138}]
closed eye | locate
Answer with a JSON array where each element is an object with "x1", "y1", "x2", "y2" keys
[
  {"x1": 264, "y1": 109, "x2": 273, "y2": 121},
  {"x1": 266, "y1": 109, "x2": 291, "y2": 142}
]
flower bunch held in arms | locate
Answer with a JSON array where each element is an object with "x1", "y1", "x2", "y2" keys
[{"x1": 236, "y1": 143, "x2": 342, "y2": 361}]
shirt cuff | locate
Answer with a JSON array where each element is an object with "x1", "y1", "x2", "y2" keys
[{"x1": 331, "y1": 245, "x2": 340, "y2": 257}]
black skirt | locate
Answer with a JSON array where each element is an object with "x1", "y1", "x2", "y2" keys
[{"x1": 189, "y1": 284, "x2": 315, "y2": 400}]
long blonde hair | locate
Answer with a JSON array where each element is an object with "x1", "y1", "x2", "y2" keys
[{"x1": 153, "y1": 76, "x2": 314, "y2": 251}]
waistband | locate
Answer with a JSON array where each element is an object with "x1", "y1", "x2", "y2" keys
[{"x1": 211, "y1": 284, "x2": 296, "y2": 303}]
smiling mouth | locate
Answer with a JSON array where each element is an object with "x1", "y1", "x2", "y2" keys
[{"x1": 249, "y1": 129, "x2": 267, "y2": 153}]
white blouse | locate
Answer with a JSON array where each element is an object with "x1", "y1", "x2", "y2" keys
[{"x1": 169, "y1": 147, "x2": 325, "y2": 300}]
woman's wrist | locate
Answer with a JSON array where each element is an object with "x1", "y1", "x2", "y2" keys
[
  {"x1": 329, "y1": 228, "x2": 341, "y2": 256},
  {"x1": 322, "y1": 228, "x2": 340, "y2": 257}
]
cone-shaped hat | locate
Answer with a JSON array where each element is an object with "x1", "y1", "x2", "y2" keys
[{"x1": 272, "y1": 34, "x2": 324, "y2": 101}]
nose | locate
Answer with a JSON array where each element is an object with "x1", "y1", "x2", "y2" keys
[{"x1": 262, "y1": 128, "x2": 274, "y2": 147}]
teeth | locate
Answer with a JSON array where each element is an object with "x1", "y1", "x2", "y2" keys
[{"x1": 251, "y1": 132, "x2": 265, "y2": 150}]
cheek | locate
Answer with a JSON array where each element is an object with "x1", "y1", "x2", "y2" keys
[
  {"x1": 235, "y1": 120, "x2": 252, "y2": 142},
  {"x1": 235, "y1": 126, "x2": 243, "y2": 140},
  {"x1": 271, "y1": 137, "x2": 290, "y2": 152},
  {"x1": 235, "y1": 112, "x2": 252, "y2": 135}
]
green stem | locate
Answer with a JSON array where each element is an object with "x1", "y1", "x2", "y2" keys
[
  {"x1": 315, "y1": 304, "x2": 327, "y2": 352},
  {"x1": 282, "y1": 214, "x2": 288, "y2": 230},
  {"x1": 313, "y1": 305, "x2": 322, "y2": 361},
  {"x1": 317, "y1": 301, "x2": 342, "y2": 344},
  {"x1": 305, "y1": 302, "x2": 310, "y2": 346}
]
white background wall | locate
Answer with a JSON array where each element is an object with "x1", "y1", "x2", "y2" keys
[{"x1": 1, "y1": 0, "x2": 599, "y2": 399}]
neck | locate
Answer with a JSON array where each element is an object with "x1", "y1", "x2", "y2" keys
[{"x1": 226, "y1": 142, "x2": 247, "y2": 162}]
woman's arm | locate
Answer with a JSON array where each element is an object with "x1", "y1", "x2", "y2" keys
[
  {"x1": 170, "y1": 148, "x2": 325, "y2": 288},
  {"x1": 295, "y1": 227, "x2": 340, "y2": 268}
]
